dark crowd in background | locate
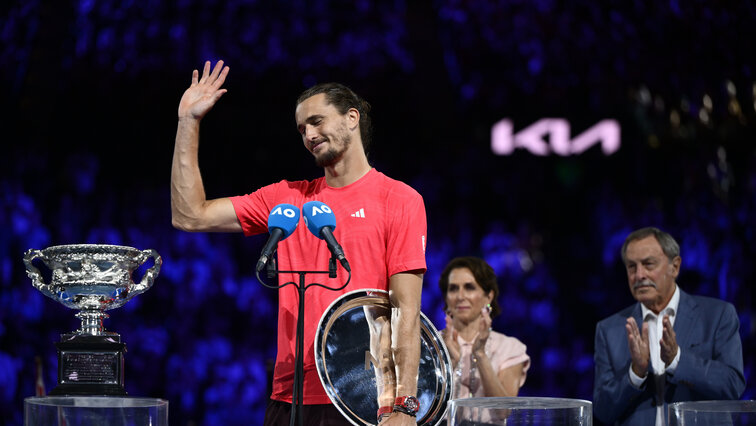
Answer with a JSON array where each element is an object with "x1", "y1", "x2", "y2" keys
[{"x1": 2, "y1": 1, "x2": 755, "y2": 424}]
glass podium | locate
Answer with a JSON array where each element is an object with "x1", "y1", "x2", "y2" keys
[
  {"x1": 669, "y1": 400, "x2": 756, "y2": 425},
  {"x1": 24, "y1": 396, "x2": 168, "y2": 426},
  {"x1": 448, "y1": 397, "x2": 592, "y2": 425}
]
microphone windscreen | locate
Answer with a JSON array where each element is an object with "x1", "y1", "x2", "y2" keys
[
  {"x1": 302, "y1": 201, "x2": 336, "y2": 240},
  {"x1": 267, "y1": 203, "x2": 300, "y2": 239}
]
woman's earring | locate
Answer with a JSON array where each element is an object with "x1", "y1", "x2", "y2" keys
[{"x1": 485, "y1": 303, "x2": 492, "y2": 314}]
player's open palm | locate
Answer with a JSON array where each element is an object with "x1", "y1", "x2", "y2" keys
[{"x1": 178, "y1": 60, "x2": 229, "y2": 120}]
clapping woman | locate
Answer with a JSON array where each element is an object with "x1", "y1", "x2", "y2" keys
[{"x1": 439, "y1": 256, "x2": 530, "y2": 398}]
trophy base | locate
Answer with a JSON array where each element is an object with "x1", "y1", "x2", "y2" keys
[
  {"x1": 48, "y1": 384, "x2": 128, "y2": 396},
  {"x1": 52, "y1": 334, "x2": 127, "y2": 396}
]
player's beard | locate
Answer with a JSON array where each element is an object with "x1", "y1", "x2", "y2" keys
[{"x1": 315, "y1": 128, "x2": 352, "y2": 168}]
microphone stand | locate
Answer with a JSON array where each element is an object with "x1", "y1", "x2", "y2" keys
[{"x1": 256, "y1": 254, "x2": 351, "y2": 426}]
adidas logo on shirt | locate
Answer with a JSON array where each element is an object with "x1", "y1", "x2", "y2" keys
[{"x1": 351, "y1": 208, "x2": 365, "y2": 218}]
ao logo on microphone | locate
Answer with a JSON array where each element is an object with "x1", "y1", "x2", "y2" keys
[
  {"x1": 271, "y1": 205, "x2": 298, "y2": 218},
  {"x1": 302, "y1": 200, "x2": 349, "y2": 270},
  {"x1": 303, "y1": 203, "x2": 332, "y2": 227}
]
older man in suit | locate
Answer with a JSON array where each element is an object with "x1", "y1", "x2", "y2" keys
[{"x1": 593, "y1": 227, "x2": 745, "y2": 425}]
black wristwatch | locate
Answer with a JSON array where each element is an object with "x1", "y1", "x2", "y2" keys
[{"x1": 393, "y1": 395, "x2": 420, "y2": 417}]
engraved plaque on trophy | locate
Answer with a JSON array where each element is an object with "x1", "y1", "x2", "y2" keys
[{"x1": 24, "y1": 244, "x2": 161, "y2": 396}]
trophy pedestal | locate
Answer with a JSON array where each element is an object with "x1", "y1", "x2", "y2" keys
[
  {"x1": 448, "y1": 397, "x2": 592, "y2": 425},
  {"x1": 670, "y1": 400, "x2": 756, "y2": 425},
  {"x1": 24, "y1": 396, "x2": 168, "y2": 426},
  {"x1": 50, "y1": 334, "x2": 127, "y2": 396}
]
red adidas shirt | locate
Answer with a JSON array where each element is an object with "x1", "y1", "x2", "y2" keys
[{"x1": 230, "y1": 168, "x2": 427, "y2": 404}]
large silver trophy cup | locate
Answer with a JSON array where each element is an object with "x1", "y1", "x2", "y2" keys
[{"x1": 24, "y1": 244, "x2": 161, "y2": 396}]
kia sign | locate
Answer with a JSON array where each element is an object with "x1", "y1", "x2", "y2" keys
[{"x1": 491, "y1": 119, "x2": 621, "y2": 156}]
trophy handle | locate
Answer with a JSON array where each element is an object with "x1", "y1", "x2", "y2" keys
[
  {"x1": 134, "y1": 249, "x2": 162, "y2": 293},
  {"x1": 23, "y1": 249, "x2": 50, "y2": 293}
]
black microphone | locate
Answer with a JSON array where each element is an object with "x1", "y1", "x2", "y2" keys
[
  {"x1": 256, "y1": 204, "x2": 300, "y2": 272},
  {"x1": 302, "y1": 201, "x2": 351, "y2": 272}
]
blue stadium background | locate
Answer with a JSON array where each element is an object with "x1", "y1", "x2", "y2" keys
[{"x1": 1, "y1": 1, "x2": 754, "y2": 424}]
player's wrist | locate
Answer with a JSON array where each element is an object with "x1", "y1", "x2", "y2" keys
[
  {"x1": 377, "y1": 405, "x2": 393, "y2": 423},
  {"x1": 393, "y1": 395, "x2": 420, "y2": 417},
  {"x1": 177, "y1": 115, "x2": 201, "y2": 124}
]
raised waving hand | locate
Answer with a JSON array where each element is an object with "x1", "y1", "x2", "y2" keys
[{"x1": 178, "y1": 60, "x2": 229, "y2": 120}]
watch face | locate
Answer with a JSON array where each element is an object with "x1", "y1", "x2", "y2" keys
[
  {"x1": 314, "y1": 289, "x2": 452, "y2": 425},
  {"x1": 403, "y1": 396, "x2": 420, "y2": 412}
]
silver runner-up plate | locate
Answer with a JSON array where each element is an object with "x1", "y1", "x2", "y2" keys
[{"x1": 314, "y1": 289, "x2": 452, "y2": 425}]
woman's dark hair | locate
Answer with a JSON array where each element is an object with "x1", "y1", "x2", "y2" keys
[
  {"x1": 296, "y1": 82, "x2": 373, "y2": 156},
  {"x1": 439, "y1": 256, "x2": 501, "y2": 318}
]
